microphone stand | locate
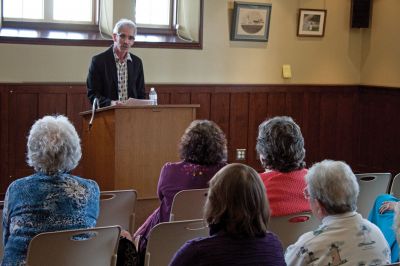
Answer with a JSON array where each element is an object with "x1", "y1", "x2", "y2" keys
[{"x1": 89, "y1": 98, "x2": 99, "y2": 131}]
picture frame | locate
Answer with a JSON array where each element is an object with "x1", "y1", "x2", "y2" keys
[
  {"x1": 297, "y1": 9, "x2": 327, "y2": 37},
  {"x1": 230, "y1": 1, "x2": 272, "y2": 42}
]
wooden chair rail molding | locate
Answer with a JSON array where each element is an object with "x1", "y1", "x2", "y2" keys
[{"x1": 1, "y1": 83, "x2": 399, "y2": 194}]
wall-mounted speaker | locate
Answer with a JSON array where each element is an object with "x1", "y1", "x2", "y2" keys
[{"x1": 351, "y1": 0, "x2": 372, "y2": 28}]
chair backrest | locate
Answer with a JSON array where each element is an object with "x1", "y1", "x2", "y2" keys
[
  {"x1": 169, "y1": 188, "x2": 208, "y2": 221},
  {"x1": 268, "y1": 212, "x2": 320, "y2": 249},
  {"x1": 390, "y1": 173, "x2": 400, "y2": 198},
  {"x1": 145, "y1": 219, "x2": 208, "y2": 266},
  {"x1": 26, "y1": 226, "x2": 120, "y2": 266},
  {"x1": 97, "y1": 190, "x2": 137, "y2": 233},
  {"x1": 0, "y1": 201, "x2": 4, "y2": 260},
  {"x1": 355, "y1": 173, "x2": 391, "y2": 218}
]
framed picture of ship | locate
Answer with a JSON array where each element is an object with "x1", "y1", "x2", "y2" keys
[
  {"x1": 297, "y1": 9, "x2": 327, "y2": 37},
  {"x1": 230, "y1": 2, "x2": 272, "y2": 42}
]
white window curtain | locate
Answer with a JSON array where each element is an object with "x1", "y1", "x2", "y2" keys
[
  {"x1": 99, "y1": 0, "x2": 200, "y2": 42},
  {"x1": 176, "y1": 0, "x2": 200, "y2": 42},
  {"x1": 99, "y1": 0, "x2": 134, "y2": 39},
  {"x1": 99, "y1": 0, "x2": 114, "y2": 38}
]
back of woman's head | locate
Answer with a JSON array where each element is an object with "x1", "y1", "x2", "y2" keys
[
  {"x1": 256, "y1": 116, "x2": 305, "y2": 172},
  {"x1": 204, "y1": 163, "x2": 270, "y2": 237},
  {"x1": 179, "y1": 120, "x2": 227, "y2": 165},
  {"x1": 27, "y1": 115, "x2": 81, "y2": 175}
]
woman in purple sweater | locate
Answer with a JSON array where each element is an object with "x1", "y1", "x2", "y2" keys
[
  {"x1": 169, "y1": 163, "x2": 286, "y2": 266},
  {"x1": 134, "y1": 120, "x2": 227, "y2": 264}
]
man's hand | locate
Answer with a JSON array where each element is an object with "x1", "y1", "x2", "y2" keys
[{"x1": 111, "y1": 100, "x2": 125, "y2": 106}]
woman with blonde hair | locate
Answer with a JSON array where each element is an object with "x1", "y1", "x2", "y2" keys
[{"x1": 169, "y1": 163, "x2": 285, "y2": 266}]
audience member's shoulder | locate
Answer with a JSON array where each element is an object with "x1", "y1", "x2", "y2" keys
[
  {"x1": 265, "y1": 231, "x2": 285, "y2": 246},
  {"x1": 181, "y1": 235, "x2": 215, "y2": 249},
  {"x1": 163, "y1": 161, "x2": 185, "y2": 169},
  {"x1": 360, "y1": 214, "x2": 385, "y2": 232},
  {"x1": 300, "y1": 168, "x2": 308, "y2": 173},
  {"x1": 71, "y1": 175, "x2": 100, "y2": 189},
  {"x1": 7, "y1": 173, "x2": 41, "y2": 189}
]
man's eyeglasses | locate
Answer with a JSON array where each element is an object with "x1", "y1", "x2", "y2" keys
[{"x1": 117, "y1": 33, "x2": 135, "y2": 41}]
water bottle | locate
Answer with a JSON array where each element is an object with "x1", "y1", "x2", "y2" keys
[{"x1": 149, "y1": 87, "x2": 158, "y2": 105}]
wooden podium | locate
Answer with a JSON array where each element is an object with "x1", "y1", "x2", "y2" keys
[{"x1": 81, "y1": 105, "x2": 198, "y2": 199}]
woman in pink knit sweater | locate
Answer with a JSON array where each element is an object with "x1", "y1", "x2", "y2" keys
[{"x1": 256, "y1": 116, "x2": 310, "y2": 216}]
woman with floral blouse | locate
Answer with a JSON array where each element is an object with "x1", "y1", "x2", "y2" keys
[{"x1": 1, "y1": 115, "x2": 99, "y2": 266}]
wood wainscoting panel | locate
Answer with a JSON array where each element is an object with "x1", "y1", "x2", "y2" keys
[
  {"x1": 2, "y1": 83, "x2": 400, "y2": 193},
  {"x1": 302, "y1": 92, "x2": 321, "y2": 167},
  {"x1": 266, "y1": 92, "x2": 286, "y2": 118},
  {"x1": 319, "y1": 93, "x2": 339, "y2": 162},
  {"x1": 8, "y1": 91, "x2": 38, "y2": 180},
  {"x1": 0, "y1": 84, "x2": 90, "y2": 192},
  {"x1": 335, "y1": 92, "x2": 358, "y2": 166},
  {"x1": 170, "y1": 92, "x2": 191, "y2": 104},
  {"x1": 229, "y1": 93, "x2": 249, "y2": 164},
  {"x1": 248, "y1": 92, "x2": 268, "y2": 170},
  {"x1": 191, "y1": 92, "x2": 211, "y2": 120},
  {"x1": 210, "y1": 92, "x2": 230, "y2": 144},
  {"x1": 285, "y1": 92, "x2": 304, "y2": 127},
  {"x1": 357, "y1": 86, "x2": 400, "y2": 174}
]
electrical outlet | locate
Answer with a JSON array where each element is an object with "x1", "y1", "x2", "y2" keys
[{"x1": 236, "y1": 149, "x2": 246, "y2": 160}]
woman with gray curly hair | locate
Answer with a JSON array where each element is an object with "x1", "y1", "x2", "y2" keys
[
  {"x1": 256, "y1": 116, "x2": 310, "y2": 216},
  {"x1": 134, "y1": 119, "x2": 227, "y2": 264},
  {"x1": 285, "y1": 160, "x2": 390, "y2": 266},
  {"x1": 1, "y1": 115, "x2": 100, "y2": 265}
]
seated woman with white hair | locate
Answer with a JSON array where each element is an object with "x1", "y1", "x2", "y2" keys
[
  {"x1": 1, "y1": 115, "x2": 100, "y2": 265},
  {"x1": 285, "y1": 160, "x2": 391, "y2": 266}
]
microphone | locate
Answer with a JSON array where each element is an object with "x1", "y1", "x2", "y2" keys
[{"x1": 89, "y1": 98, "x2": 99, "y2": 131}]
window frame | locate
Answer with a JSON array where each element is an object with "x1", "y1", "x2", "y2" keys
[
  {"x1": 0, "y1": 0, "x2": 203, "y2": 49},
  {"x1": 135, "y1": 0, "x2": 177, "y2": 36},
  {"x1": 2, "y1": 0, "x2": 98, "y2": 27}
]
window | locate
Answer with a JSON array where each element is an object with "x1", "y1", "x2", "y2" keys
[
  {"x1": 0, "y1": 0, "x2": 203, "y2": 49},
  {"x1": 3, "y1": 0, "x2": 97, "y2": 25},
  {"x1": 135, "y1": 0, "x2": 173, "y2": 28}
]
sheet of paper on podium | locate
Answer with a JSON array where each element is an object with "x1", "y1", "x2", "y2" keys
[{"x1": 123, "y1": 98, "x2": 154, "y2": 106}]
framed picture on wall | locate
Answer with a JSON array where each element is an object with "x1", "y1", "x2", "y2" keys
[
  {"x1": 297, "y1": 9, "x2": 327, "y2": 37},
  {"x1": 230, "y1": 2, "x2": 272, "y2": 42}
]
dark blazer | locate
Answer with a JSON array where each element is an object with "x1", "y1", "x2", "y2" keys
[{"x1": 86, "y1": 46, "x2": 145, "y2": 107}]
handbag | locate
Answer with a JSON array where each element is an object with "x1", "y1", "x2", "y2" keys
[{"x1": 117, "y1": 236, "x2": 138, "y2": 266}]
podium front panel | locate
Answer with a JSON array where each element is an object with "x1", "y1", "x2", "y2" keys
[{"x1": 82, "y1": 105, "x2": 197, "y2": 199}]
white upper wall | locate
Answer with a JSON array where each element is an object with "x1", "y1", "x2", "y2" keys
[{"x1": 0, "y1": 0, "x2": 397, "y2": 86}]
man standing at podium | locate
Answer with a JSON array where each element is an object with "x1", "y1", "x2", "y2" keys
[{"x1": 87, "y1": 18, "x2": 145, "y2": 107}]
